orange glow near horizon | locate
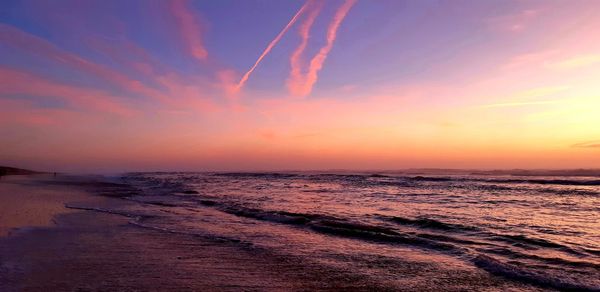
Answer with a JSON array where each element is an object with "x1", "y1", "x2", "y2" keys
[{"x1": 1, "y1": 1, "x2": 600, "y2": 172}]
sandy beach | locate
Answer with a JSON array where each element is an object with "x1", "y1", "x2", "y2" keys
[
  {"x1": 0, "y1": 175, "x2": 312, "y2": 291},
  {"x1": 0, "y1": 175, "x2": 95, "y2": 237},
  {"x1": 0, "y1": 175, "x2": 372, "y2": 291},
  {"x1": 0, "y1": 174, "x2": 551, "y2": 291},
  {"x1": 0, "y1": 175, "x2": 405, "y2": 291},
  {"x1": 2, "y1": 0, "x2": 599, "y2": 290}
]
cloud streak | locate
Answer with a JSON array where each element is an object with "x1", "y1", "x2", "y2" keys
[
  {"x1": 288, "y1": 0, "x2": 356, "y2": 97},
  {"x1": 0, "y1": 24, "x2": 170, "y2": 104},
  {"x1": 169, "y1": 0, "x2": 208, "y2": 61},
  {"x1": 0, "y1": 67, "x2": 136, "y2": 117},
  {"x1": 478, "y1": 100, "x2": 559, "y2": 108},
  {"x1": 0, "y1": 23, "x2": 223, "y2": 113},
  {"x1": 547, "y1": 54, "x2": 600, "y2": 69},
  {"x1": 287, "y1": 1, "x2": 323, "y2": 96},
  {"x1": 572, "y1": 141, "x2": 600, "y2": 149},
  {"x1": 235, "y1": 1, "x2": 311, "y2": 92}
]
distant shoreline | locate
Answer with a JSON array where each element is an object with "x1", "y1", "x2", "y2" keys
[
  {"x1": 3, "y1": 165, "x2": 600, "y2": 178},
  {"x1": 0, "y1": 166, "x2": 45, "y2": 177}
]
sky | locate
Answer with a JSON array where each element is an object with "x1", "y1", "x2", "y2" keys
[{"x1": 1, "y1": 0, "x2": 600, "y2": 173}]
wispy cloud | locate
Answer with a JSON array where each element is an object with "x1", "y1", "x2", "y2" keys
[
  {"x1": 547, "y1": 54, "x2": 600, "y2": 69},
  {"x1": 287, "y1": 1, "x2": 323, "y2": 96},
  {"x1": 478, "y1": 86, "x2": 569, "y2": 108},
  {"x1": 479, "y1": 100, "x2": 559, "y2": 108},
  {"x1": 288, "y1": 0, "x2": 356, "y2": 97},
  {"x1": 505, "y1": 51, "x2": 600, "y2": 72},
  {"x1": 486, "y1": 9, "x2": 539, "y2": 33},
  {"x1": 0, "y1": 23, "x2": 223, "y2": 113},
  {"x1": 235, "y1": 1, "x2": 311, "y2": 92},
  {"x1": 0, "y1": 24, "x2": 170, "y2": 103},
  {"x1": 169, "y1": 0, "x2": 208, "y2": 61},
  {"x1": 572, "y1": 140, "x2": 600, "y2": 149},
  {"x1": 0, "y1": 67, "x2": 136, "y2": 117},
  {"x1": 0, "y1": 99, "x2": 84, "y2": 127},
  {"x1": 502, "y1": 50, "x2": 559, "y2": 70},
  {"x1": 85, "y1": 37, "x2": 169, "y2": 78}
]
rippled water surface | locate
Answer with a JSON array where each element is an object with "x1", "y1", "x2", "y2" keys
[{"x1": 99, "y1": 172, "x2": 600, "y2": 290}]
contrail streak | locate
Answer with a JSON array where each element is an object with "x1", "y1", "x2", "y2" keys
[
  {"x1": 291, "y1": 0, "x2": 356, "y2": 97},
  {"x1": 235, "y1": 1, "x2": 311, "y2": 92},
  {"x1": 287, "y1": 1, "x2": 323, "y2": 96},
  {"x1": 303, "y1": 0, "x2": 356, "y2": 96}
]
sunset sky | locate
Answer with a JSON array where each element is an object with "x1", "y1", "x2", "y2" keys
[{"x1": 1, "y1": 0, "x2": 600, "y2": 172}]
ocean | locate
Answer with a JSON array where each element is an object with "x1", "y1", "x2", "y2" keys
[{"x1": 70, "y1": 171, "x2": 600, "y2": 291}]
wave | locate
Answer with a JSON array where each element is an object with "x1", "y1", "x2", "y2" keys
[
  {"x1": 472, "y1": 254, "x2": 600, "y2": 291},
  {"x1": 208, "y1": 172, "x2": 600, "y2": 188},
  {"x1": 487, "y1": 178, "x2": 600, "y2": 186},
  {"x1": 105, "y1": 195, "x2": 465, "y2": 254},
  {"x1": 72, "y1": 199, "x2": 600, "y2": 291},
  {"x1": 381, "y1": 215, "x2": 479, "y2": 232},
  {"x1": 489, "y1": 234, "x2": 585, "y2": 256},
  {"x1": 213, "y1": 172, "x2": 299, "y2": 179},
  {"x1": 415, "y1": 233, "x2": 485, "y2": 245},
  {"x1": 65, "y1": 204, "x2": 152, "y2": 219},
  {"x1": 380, "y1": 214, "x2": 593, "y2": 258},
  {"x1": 141, "y1": 198, "x2": 600, "y2": 291},
  {"x1": 117, "y1": 172, "x2": 600, "y2": 290},
  {"x1": 128, "y1": 221, "x2": 252, "y2": 246},
  {"x1": 210, "y1": 201, "x2": 597, "y2": 268},
  {"x1": 197, "y1": 199, "x2": 218, "y2": 206},
  {"x1": 583, "y1": 248, "x2": 600, "y2": 256},
  {"x1": 66, "y1": 203, "x2": 252, "y2": 247},
  {"x1": 195, "y1": 202, "x2": 464, "y2": 253},
  {"x1": 480, "y1": 246, "x2": 600, "y2": 270},
  {"x1": 82, "y1": 181, "x2": 141, "y2": 198},
  {"x1": 496, "y1": 234, "x2": 566, "y2": 249},
  {"x1": 406, "y1": 175, "x2": 600, "y2": 186},
  {"x1": 308, "y1": 220, "x2": 461, "y2": 252},
  {"x1": 369, "y1": 174, "x2": 390, "y2": 178},
  {"x1": 409, "y1": 176, "x2": 454, "y2": 182},
  {"x1": 223, "y1": 206, "x2": 319, "y2": 225},
  {"x1": 186, "y1": 198, "x2": 592, "y2": 261}
]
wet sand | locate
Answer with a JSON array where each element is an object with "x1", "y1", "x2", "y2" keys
[
  {"x1": 0, "y1": 175, "x2": 94, "y2": 237},
  {"x1": 0, "y1": 175, "x2": 544, "y2": 291}
]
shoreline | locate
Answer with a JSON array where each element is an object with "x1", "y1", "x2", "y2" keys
[
  {"x1": 0, "y1": 174, "x2": 548, "y2": 291},
  {"x1": 0, "y1": 175, "x2": 393, "y2": 291},
  {"x1": 0, "y1": 174, "x2": 104, "y2": 237}
]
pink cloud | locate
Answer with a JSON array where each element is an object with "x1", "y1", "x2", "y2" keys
[
  {"x1": 168, "y1": 0, "x2": 208, "y2": 61},
  {"x1": 502, "y1": 49, "x2": 559, "y2": 70},
  {"x1": 0, "y1": 24, "x2": 227, "y2": 114},
  {"x1": 0, "y1": 24, "x2": 170, "y2": 103},
  {"x1": 288, "y1": 0, "x2": 356, "y2": 97},
  {"x1": 84, "y1": 37, "x2": 170, "y2": 78},
  {"x1": 0, "y1": 67, "x2": 136, "y2": 117},
  {"x1": 287, "y1": 1, "x2": 323, "y2": 96},
  {"x1": 258, "y1": 129, "x2": 278, "y2": 141},
  {"x1": 0, "y1": 108, "x2": 79, "y2": 127},
  {"x1": 153, "y1": 73, "x2": 221, "y2": 113},
  {"x1": 0, "y1": 98, "x2": 99, "y2": 127},
  {"x1": 487, "y1": 9, "x2": 540, "y2": 33},
  {"x1": 572, "y1": 140, "x2": 600, "y2": 149}
]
